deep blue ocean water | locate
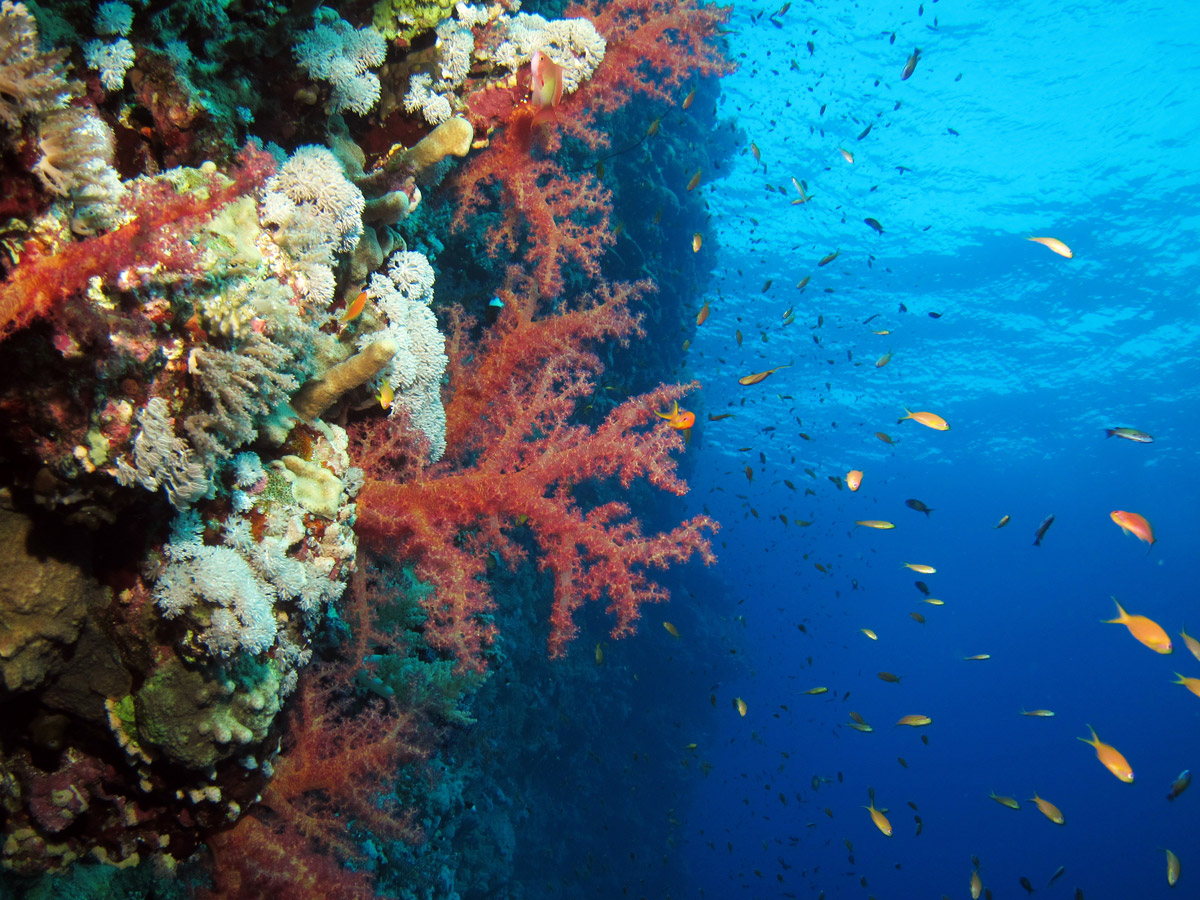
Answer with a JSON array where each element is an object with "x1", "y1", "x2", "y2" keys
[{"x1": 663, "y1": 0, "x2": 1200, "y2": 896}]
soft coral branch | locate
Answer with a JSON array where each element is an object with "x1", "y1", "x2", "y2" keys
[
  {"x1": 0, "y1": 144, "x2": 275, "y2": 342},
  {"x1": 356, "y1": 284, "x2": 716, "y2": 671},
  {"x1": 451, "y1": 120, "x2": 614, "y2": 298},
  {"x1": 569, "y1": 0, "x2": 736, "y2": 114},
  {"x1": 203, "y1": 563, "x2": 434, "y2": 899}
]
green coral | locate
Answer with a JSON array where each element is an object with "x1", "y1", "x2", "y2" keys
[
  {"x1": 359, "y1": 567, "x2": 487, "y2": 725},
  {"x1": 133, "y1": 655, "x2": 282, "y2": 769},
  {"x1": 372, "y1": 0, "x2": 457, "y2": 42}
]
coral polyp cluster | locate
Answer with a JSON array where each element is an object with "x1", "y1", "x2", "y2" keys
[{"x1": 0, "y1": 0, "x2": 734, "y2": 893}]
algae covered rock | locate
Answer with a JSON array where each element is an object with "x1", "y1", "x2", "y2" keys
[{"x1": 0, "y1": 500, "x2": 109, "y2": 693}]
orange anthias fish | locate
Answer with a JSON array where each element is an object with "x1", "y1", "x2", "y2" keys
[
  {"x1": 846, "y1": 469, "x2": 863, "y2": 491},
  {"x1": 340, "y1": 290, "x2": 368, "y2": 322},
  {"x1": 1030, "y1": 793, "x2": 1065, "y2": 825},
  {"x1": 738, "y1": 365, "x2": 791, "y2": 385},
  {"x1": 696, "y1": 300, "x2": 710, "y2": 324},
  {"x1": 655, "y1": 400, "x2": 696, "y2": 432},
  {"x1": 1110, "y1": 510, "x2": 1155, "y2": 546},
  {"x1": 377, "y1": 380, "x2": 394, "y2": 411},
  {"x1": 686, "y1": 168, "x2": 703, "y2": 191},
  {"x1": 530, "y1": 50, "x2": 564, "y2": 126},
  {"x1": 1028, "y1": 235, "x2": 1073, "y2": 258},
  {"x1": 1078, "y1": 724, "x2": 1134, "y2": 782},
  {"x1": 1105, "y1": 597, "x2": 1172, "y2": 654},
  {"x1": 900, "y1": 408, "x2": 950, "y2": 430},
  {"x1": 865, "y1": 789, "x2": 892, "y2": 836}
]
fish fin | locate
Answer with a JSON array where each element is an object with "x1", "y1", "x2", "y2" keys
[{"x1": 1105, "y1": 429, "x2": 1116, "y2": 438}]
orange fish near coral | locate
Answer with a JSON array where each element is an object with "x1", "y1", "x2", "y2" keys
[
  {"x1": 1110, "y1": 510, "x2": 1155, "y2": 547},
  {"x1": 377, "y1": 380, "x2": 394, "y2": 411},
  {"x1": 655, "y1": 400, "x2": 695, "y2": 432},
  {"x1": 686, "y1": 168, "x2": 702, "y2": 191},
  {"x1": 696, "y1": 300, "x2": 710, "y2": 325},
  {"x1": 846, "y1": 470, "x2": 863, "y2": 491},
  {"x1": 738, "y1": 365, "x2": 791, "y2": 385},
  {"x1": 340, "y1": 290, "x2": 368, "y2": 322},
  {"x1": 530, "y1": 50, "x2": 564, "y2": 125}
]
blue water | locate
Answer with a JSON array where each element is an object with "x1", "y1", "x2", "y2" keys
[{"x1": 665, "y1": 0, "x2": 1200, "y2": 896}]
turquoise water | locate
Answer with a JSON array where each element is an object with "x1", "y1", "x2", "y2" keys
[{"x1": 672, "y1": 0, "x2": 1200, "y2": 895}]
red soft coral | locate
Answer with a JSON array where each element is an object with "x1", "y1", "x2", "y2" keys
[
  {"x1": 569, "y1": 0, "x2": 736, "y2": 115},
  {"x1": 451, "y1": 115, "x2": 614, "y2": 298},
  {"x1": 203, "y1": 563, "x2": 434, "y2": 899},
  {"x1": 354, "y1": 280, "x2": 716, "y2": 670},
  {"x1": 452, "y1": 0, "x2": 733, "y2": 298},
  {"x1": 0, "y1": 143, "x2": 275, "y2": 342}
]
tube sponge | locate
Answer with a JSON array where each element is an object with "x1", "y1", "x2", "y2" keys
[
  {"x1": 396, "y1": 116, "x2": 473, "y2": 174},
  {"x1": 290, "y1": 337, "x2": 398, "y2": 421}
]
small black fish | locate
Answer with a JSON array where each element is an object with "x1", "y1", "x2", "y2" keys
[
  {"x1": 857, "y1": 123, "x2": 873, "y2": 141},
  {"x1": 902, "y1": 47, "x2": 921, "y2": 80},
  {"x1": 1033, "y1": 514, "x2": 1056, "y2": 546},
  {"x1": 807, "y1": 40, "x2": 815, "y2": 55},
  {"x1": 928, "y1": 311, "x2": 942, "y2": 318},
  {"x1": 898, "y1": 302, "x2": 908, "y2": 313},
  {"x1": 1020, "y1": 875, "x2": 1034, "y2": 894},
  {"x1": 862, "y1": 313, "x2": 880, "y2": 324},
  {"x1": 864, "y1": 217, "x2": 884, "y2": 234},
  {"x1": 905, "y1": 499, "x2": 933, "y2": 516},
  {"x1": 947, "y1": 127, "x2": 960, "y2": 136},
  {"x1": 914, "y1": 580, "x2": 930, "y2": 596},
  {"x1": 889, "y1": 31, "x2": 896, "y2": 44}
]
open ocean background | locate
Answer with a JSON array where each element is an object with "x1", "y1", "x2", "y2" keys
[{"x1": 656, "y1": 0, "x2": 1200, "y2": 896}]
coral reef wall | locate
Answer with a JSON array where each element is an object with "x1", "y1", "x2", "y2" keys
[{"x1": 0, "y1": 0, "x2": 735, "y2": 895}]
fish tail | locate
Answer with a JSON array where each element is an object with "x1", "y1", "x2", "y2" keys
[
  {"x1": 922, "y1": 508, "x2": 933, "y2": 517},
  {"x1": 1109, "y1": 596, "x2": 1127, "y2": 620}
]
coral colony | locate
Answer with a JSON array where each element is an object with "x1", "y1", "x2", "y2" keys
[{"x1": 0, "y1": 0, "x2": 732, "y2": 894}]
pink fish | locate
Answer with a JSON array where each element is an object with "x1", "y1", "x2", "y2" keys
[{"x1": 530, "y1": 50, "x2": 564, "y2": 126}]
